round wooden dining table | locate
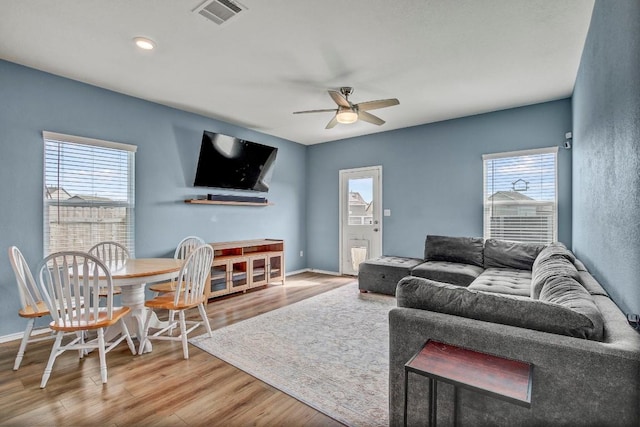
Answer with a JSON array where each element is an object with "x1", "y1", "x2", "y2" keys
[{"x1": 106, "y1": 258, "x2": 184, "y2": 353}]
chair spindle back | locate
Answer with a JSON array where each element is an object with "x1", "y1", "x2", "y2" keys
[
  {"x1": 39, "y1": 252, "x2": 115, "y2": 328},
  {"x1": 174, "y1": 244, "x2": 214, "y2": 306}
]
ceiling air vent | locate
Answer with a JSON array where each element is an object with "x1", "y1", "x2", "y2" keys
[{"x1": 194, "y1": 0, "x2": 247, "y2": 25}]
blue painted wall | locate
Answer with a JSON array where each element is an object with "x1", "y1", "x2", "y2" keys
[
  {"x1": 572, "y1": 0, "x2": 640, "y2": 314},
  {"x1": 0, "y1": 60, "x2": 307, "y2": 336},
  {"x1": 306, "y1": 100, "x2": 572, "y2": 272}
]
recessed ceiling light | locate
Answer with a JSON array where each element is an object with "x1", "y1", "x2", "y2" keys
[{"x1": 133, "y1": 37, "x2": 156, "y2": 50}]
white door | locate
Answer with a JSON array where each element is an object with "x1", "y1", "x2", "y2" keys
[{"x1": 339, "y1": 166, "x2": 382, "y2": 275}]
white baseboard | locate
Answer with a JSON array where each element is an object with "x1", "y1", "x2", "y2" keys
[
  {"x1": 286, "y1": 268, "x2": 311, "y2": 276},
  {"x1": 285, "y1": 268, "x2": 344, "y2": 277},
  {"x1": 0, "y1": 327, "x2": 52, "y2": 344},
  {"x1": 308, "y1": 269, "x2": 343, "y2": 276}
]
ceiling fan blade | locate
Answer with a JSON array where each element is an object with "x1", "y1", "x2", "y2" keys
[
  {"x1": 358, "y1": 111, "x2": 385, "y2": 126},
  {"x1": 293, "y1": 108, "x2": 337, "y2": 114},
  {"x1": 356, "y1": 98, "x2": 400, "y2": 112},
  {"x1": 325, "y1": 115, "x2": 339, "y2": 129},
  {"x1": 328, "y1": 90, "x2": 351, "y2": 107}
]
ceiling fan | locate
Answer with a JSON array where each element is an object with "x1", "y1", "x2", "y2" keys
[{"x1": 293, "y1": 87, "x2": 400, "y2": 129}]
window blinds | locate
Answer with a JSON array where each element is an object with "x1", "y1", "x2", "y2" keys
[
  {"x1": 43, "y1": 131, "x2": 136, "y2": 256},
  {"x1": 483, "y1": 147, "x2": 558, "y2": 244}
]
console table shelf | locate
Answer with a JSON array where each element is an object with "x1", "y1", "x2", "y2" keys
[
  {"x1": 206, "y1": 239, "x2": 285, "y2": 300},
  {"x1": 185, "y1": 199, "x2": 273, "y2": 206},
  {"x1": 404, "y1": 340, "x2": 532, "y2": 426}
]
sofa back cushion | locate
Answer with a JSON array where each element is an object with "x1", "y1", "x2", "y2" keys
[
  {"x1": 424, "y1": 235, "x2": 484, "y2": 267},
  {"x1": 533, "y1": 242, "x2": 576, "y2": 270},
  {"x1": 539, "y1": 276, "x2": 604, "y2": 341},
  {"x1": 396, "y1": 276, "x2": 604, "y2": 341},
  {"x1": 483, "y1": 239, "x2": 544, "y2": 270},
  {"x1": 531, "y1": 243, "x2": 580, "y2": 299}
]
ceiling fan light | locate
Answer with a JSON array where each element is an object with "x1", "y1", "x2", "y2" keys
[{"x1": 336, "y1": 110, "x2": 358, "y2": 124}]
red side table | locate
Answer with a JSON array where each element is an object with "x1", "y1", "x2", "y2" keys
[{"x1": 404, "y1": 340, "x2": 533, "y2": 426}]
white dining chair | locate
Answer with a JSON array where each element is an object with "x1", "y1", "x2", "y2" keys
[
  {"x1": 139, "y1": 244, "x2": 214, "y2": 359},
  {"x1": 149, "y1": 236, "x2": 205, "y2": 295},
  {"x1": 148, "y1": 236, "x2": 206, "y2": 331},
  {"x1": 88, "y1": 241, "x2": 130, "y2": 269},
  {"x1": 38, "y1": 251, "x2": 136, "y2": 388},
  {"x1": 88, "y1": 241, "x2": 130, "y2": 296},
  {"x1": 8, "y1": 246, "x2": 58, "y2": 370}
]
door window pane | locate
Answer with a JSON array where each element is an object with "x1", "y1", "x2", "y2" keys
[{"x1": 348, "y1": 178, "x2": 373, "y2": 226}]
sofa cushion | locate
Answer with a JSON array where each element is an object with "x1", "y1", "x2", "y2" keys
[
  {"x1": 396, "y1": 276, "x2": 604, "y2": 340},
  {"x1": 424, "y1": 235, "x2": 484, "y2": 268},
  {"x1": 483, "y1": 239, "x2": 544, "y2": 270},
  {"x1": 411, "y1": 260, "x2": 484, "y2": 287},
  {"x1": 539, "y1": 276, "x2": 604, "y2": 341},
  {"x1": 532, "y1": 243, "x2": 577, "y2": 272},
  {"x1": 468, "y1": 267, "x2": 532, "y2": 297},
  {"x1": 531, "y1": 251, "x2": 580, "y2": 299}
]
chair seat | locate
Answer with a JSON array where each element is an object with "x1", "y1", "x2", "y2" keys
[
  {"x1": 18, "y1": 301, "x2": 50, "y2": 318},
  {"x1": 148, "y1": 280, "x2": 175, "y2": 293},
  {"x1": 145, "y1": 292, "x2": 205, "y2": 311},
  {"x1": 49, "y1": 306, "x2": 131, "y2": 332}
]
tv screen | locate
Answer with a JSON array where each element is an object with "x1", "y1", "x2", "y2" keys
[{"x1": 193, "y1": 131, "x2": 278, "y2": 192}]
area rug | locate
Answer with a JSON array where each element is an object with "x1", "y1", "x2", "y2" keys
[{"x1": 190, "y1": 282, "x2": 396, "y2": 427}]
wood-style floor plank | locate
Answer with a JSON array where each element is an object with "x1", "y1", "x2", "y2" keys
[{"x1": 0, "y1": 272, "x2": 355, "y2": 426}]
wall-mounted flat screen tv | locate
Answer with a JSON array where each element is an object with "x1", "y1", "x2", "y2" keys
[{"x1": 193, "y1": 131, "x2": 278, "y2": 192}]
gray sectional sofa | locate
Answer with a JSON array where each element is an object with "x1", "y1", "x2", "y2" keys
[{"x1": 358, "y1": 235, "x2": 640, "y2": 426}]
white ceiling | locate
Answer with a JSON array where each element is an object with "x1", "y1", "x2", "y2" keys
[{"x1": 0, "y1": 0, "x2": 594, "y2": 145}]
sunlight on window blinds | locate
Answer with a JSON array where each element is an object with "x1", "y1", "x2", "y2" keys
[
  {"x1": 43, "y1": 132, "x2": 136, "y2": 256},
  {"x1": 483, "y1": 147, "x2": 558, "y2": 244}
]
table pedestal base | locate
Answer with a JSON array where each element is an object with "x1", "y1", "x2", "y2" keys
[{"x1": 106, "y1": 283, "x2": 172, "y2": 354}]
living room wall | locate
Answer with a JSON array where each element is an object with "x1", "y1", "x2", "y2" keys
[
  {"x1": 306, "y1": 99, "x2": 572, "y2": 272},
  {"x1": 572, "y1": 0, "x2": 640, "y2": 315},
  {"x1": 0, "y1": 60, "x2": 307, "y2": 337}
]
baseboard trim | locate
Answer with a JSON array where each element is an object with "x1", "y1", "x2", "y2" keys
[
  {"x1": 308, "y1": 269, "x2": 342, "y2": 276},
  {"x1": 286, "y1": 268, "x2": 310, "y2": 276},
  {"x1": 0, "y1": 327, "x2": 52, "y2": 344}
]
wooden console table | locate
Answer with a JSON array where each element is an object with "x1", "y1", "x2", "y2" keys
[
  {"x1": 404, "y1": 340, "x2": 533, "y2": 426},
  {"x1": 206, "y1": 239, "x2": 285, "y2": 299}
]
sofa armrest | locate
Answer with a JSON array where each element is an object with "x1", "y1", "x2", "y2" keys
[{"x1": 389, "y1": 307, "x2": 640, "y2": 426}]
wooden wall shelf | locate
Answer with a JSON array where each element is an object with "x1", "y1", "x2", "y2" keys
[{"x1": 185, "y1": 199, "x2": 273, "y2": 206}]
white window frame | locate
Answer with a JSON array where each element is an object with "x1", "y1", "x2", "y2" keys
[
  {"x1": 43, "y1": 131, "x2": 137, "y2": 256},
  {"x1": 482, "y1": 147, "x2": 558, "y2": 244}
]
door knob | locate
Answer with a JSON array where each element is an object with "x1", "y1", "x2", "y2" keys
[{"x1": 373, "y1": 228, "x2": 379, "y2": 232}]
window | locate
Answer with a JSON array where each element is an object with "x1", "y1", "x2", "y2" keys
[
  {"x1": 348, "y1": 178, "x2": 374, "y2": 226},
  {"x1": 483, "y1": 147, "x2": 558, "y2": 244},
  {"x1": 43, "y1": 131, "x2": 136, "y2": 256}
]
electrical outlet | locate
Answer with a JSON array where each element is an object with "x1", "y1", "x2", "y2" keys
[{"x1": 299, "y1": 250, "x2": 304, "y2": 257}]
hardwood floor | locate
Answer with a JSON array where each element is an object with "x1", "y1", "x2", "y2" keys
[{"x1": 0, "y1": 272, "x2": 356, "y2": 426}]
